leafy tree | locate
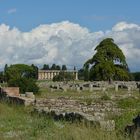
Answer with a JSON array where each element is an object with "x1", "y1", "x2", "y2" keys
[
  {"x1": 56, "y1": 65, "x2": 61, "y2": 70},
  {"x1": 42, "y1": 64, "x2": 49, "y2": 70},
  {"x1": 0, "y1": 72, "x2": 4, "y2": 83},
  {"x1": 4, "y1": 64, "x2": 8, "y2": 82},
  {"x1": 5, "y1": 64, "x2": 39, "y2": 94},
  {"x1": 78, "y1": 68, "x2": 84, "y2": 80},
  {"x1": 132, "y1": 72, "x2": 140, "y2": 81},
  {"x1": 31, "y1": 64, "x2": 38, "y2": 79},
  {"x1": 53, "y1": 72, "x2": 74, "y2": 82},
  {"x1": 62, "y1": 65, "x2": 67, "y2": 70},
  {"x1": 5, "y1": 64, "x2": 35, "y2": 80},
  {"x1": 84, "y1": 68, "x2": 90, "y2": 81},
  {"x1": 51, "y1": 64, "x2": 56, "y2": 70},
  {"x1": 8, "y1": 77, "x2": 39, "y2": 94},
  {"x1": 84, "y1": 38, "x2": 130, "y2": 81},
  {"x1": 4, "y1": 64, "x2": 8, "y2": 73},
  {"x1": 53, "y1": 74, "x2": 64, "y2": 82}
]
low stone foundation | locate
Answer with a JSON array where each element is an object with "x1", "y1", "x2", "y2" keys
[
  {"x1": 2, "y1": 87, "x2": 20, "y2": 97},
  {"x1": 34, "y1": 98, "x2": 118, "y2": 131},
  {"x1": 0, "y1": 87, "x2": 35, "y2": 106}
]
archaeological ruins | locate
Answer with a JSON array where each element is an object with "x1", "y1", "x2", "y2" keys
[{"x1": 38, "y1": 70, "x2": 78, "y2": 80}]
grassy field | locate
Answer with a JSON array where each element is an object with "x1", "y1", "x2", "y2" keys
[
  {"x1": 0, "y1": 102, "x2": 130, "y2": 140},
  {"x1": 1, "y1": 86, "x2": 140, "y2": 140}
]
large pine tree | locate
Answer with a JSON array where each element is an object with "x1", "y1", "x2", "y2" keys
[{"x1": 84, "y1": 38, "x2": 130, "y2": 81}]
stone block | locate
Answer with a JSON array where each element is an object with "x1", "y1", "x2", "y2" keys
[
  {"x1": 25, "y1": 92, "x2": 35, "y2": 99},
  {"x1": 2, "y1": 87, "x2": 20, "y2": 97},
  {"x1": 100, "y1": 120, "x2": 115, "y2": 131},
  {"x1": 115, "y1": 84, "x2": 118, "y2": 92}
]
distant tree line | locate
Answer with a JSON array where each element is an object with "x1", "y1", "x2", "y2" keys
[
  {"x1": 42, "y1": 64, "x2": 67, "y2": 71},
  {"x1": 131, "y1": 72, "x2": 140, "y2": 81},
  {"x1": 0, "y1": 64, "x2": 75, "y2": 84}
]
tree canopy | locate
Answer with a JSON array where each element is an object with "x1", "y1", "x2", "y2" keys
[
  {"x1": 5, "y1": 64, "x2": 39, "y2": 94},
  {"x1": 62, "y1": 65, "x2": 67, "y2": 70},
  {"x1": 84, "y1": 38, "x2": 130, "y2": 81},
  {"x1": 42, "y1": 64, "x2": 49, "y2": 70},
  {"x1": 5, "y1": 64, "x2": 36, "y2": 80},
  {"x1": 131, "y1": 72, "x2": 140, "y2": 81},
  {"x1": 53, "y1": 72, "x2": 74, "y2": 82}
]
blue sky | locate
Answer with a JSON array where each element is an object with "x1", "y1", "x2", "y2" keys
[
  {"x1": 0, "y1": 0, "x2": 140, "y2": 71},
  {"x1": 0, "y1": 0, "x2": 140, "y2": 32}
]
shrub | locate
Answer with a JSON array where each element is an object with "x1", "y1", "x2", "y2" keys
[
  {"x1": 53, "y1": 72, "x2": 74, "y2": 82},
  {"x1": 8, "y1": 77, "x2": 39, "y2": 94}
]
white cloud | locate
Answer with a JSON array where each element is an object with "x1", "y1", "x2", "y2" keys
[
  {"x1": 0, "y1": 21, "x2": 140, "y2": 71},
  {"x1": 112, "y1": 22, "x2": 140, "y2": 32},
  {"x1": 7, "y1": 8, "x2": 17, "y2": 14},
  {"x1": 106, "y1": 22, "x2": 140, "y2": 71}
]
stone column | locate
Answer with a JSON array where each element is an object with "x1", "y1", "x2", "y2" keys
[
  {"x1": 53, "y1": 72, "x2": 55, "y2": 77},
  {"x1": 47, "y1": 72, "x2": 49, "y2": 79},
  {"x1": 40, "y1": 72, "x2": 43, "y2": 80},
  {"x1": 89, "y1": 84, "x2": 93, "y2": 92},
  {"x1": 51, "y1": 72, "x2": 53, "y2": 79},
  {"x1": 42, "y1": 72, "x2": 44, "y2": 79},
  {"x1": 75, "y1": 72, "x2": 78, "y2": 80},
  {"x1": 45, "y1": 72, "x2": 47, "y2": 79},
  {"x1": 48, "y1": 72, "x2": 50, "y2": 80},
  {"x1": 115, "y1": 84, "x2": 118, "y2": 92},
  {"x1": 46, "y1": 72, "x2": 48, "y2": 79},
  {"x1": 77, "y1": 87, "x2": 80, "y2": 92}
]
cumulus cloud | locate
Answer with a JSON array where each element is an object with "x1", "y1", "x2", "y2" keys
[
  {"x1": 0, "y1": 21, "x2": 140, "y2": 71},
  {"x1": 106, "y1": 22, "x2": 140, "y2": 71}
]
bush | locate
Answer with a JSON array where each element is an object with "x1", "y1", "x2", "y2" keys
[
  {"x1": 53, "y1": 74, "x2": 64, "y2": 81},
  {"x1": 8, "y1": 77, "x2": 39, "y2": 94},
  {"x1": 53, "y1": 72, "x2": 74, "y2": 82}
]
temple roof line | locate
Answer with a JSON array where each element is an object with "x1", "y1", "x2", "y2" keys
[{"x1": 38, "y1": 70, "x2": 78, "y2": 72}]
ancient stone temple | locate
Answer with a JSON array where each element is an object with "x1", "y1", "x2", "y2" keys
[{"x1": 38, "y1": 70, "x2": 78, "y2": 80}]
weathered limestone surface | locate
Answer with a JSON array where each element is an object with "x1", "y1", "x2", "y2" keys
[
  {"x1": 25, "y1": 92, "x2": 35, "y2": 99},
  {"x1": 1, "y1": 87, "x2": 20, "y2": 97},
  {"x1": 39, "y1": 81, "x2": 140, "y2": 93},
  {"x1": 100, "y1": 120, "x2": 115, "y2": 131},
  {"x1": 8, "y1": 96, "x2": 35, "y2": 106},
  {"x1": 33, "y1": 98, "x2": 122, "y2": 131}
]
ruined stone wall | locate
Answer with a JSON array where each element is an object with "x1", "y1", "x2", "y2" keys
[
  {"x1": 0, "y1": 87, "x2": 35, "y2": 106},
  {"x1": 2, "y1": 87, "x2": 20, "y2": 96}
]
